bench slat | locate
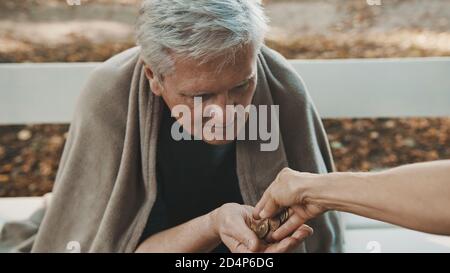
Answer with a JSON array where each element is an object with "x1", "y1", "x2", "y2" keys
[{"x1": 1, "y1": 57, "x2": 450, "y2": 125}]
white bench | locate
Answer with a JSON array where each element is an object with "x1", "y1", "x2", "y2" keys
[{"x1": 1, "y1": 57, "x2": 450, "y2": 252}]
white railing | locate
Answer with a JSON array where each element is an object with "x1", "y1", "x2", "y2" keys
[
  {"x1": 1, "y1": 57, "x2": 450, "y2": 252},
  {"x1": 1, "y1": 57, "x2": 450, "y2": 125}
]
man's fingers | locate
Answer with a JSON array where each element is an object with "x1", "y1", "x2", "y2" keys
[
  {"x1": 229, "y1": 219, "x2": 262, "y2": 252},
  {"x1": 235, "y1": 245, "x2": 251, "y2": 253},
  {"x1": 223, "y1": 235, "x2": 252, "y2": 253},
  {"x1": 264, "y1": 237, "x2": 298, "y2": 253}
]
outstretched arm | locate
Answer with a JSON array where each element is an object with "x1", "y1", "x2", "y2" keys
[{"x1": 254, "y1": 160, "x2": 450, "y2": 238}]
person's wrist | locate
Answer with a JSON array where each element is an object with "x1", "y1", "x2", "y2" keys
[
  {"x1": 306, "y1": 172, "x2": 362, "y2": 212},
  {"x1": 208, "y1": 207, "x2": 222, "y2": 239},
  {"x1": 301, "y1": 172, "x2": 337, "y2": 211}
]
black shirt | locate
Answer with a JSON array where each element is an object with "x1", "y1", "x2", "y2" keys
[{"x1": 139, "y1": 103, "x2": 243, "y2": 252}]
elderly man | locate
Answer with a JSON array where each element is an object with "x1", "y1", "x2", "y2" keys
[{"x1": 31, "y1": 0, "x2": 343, "y2": 253}]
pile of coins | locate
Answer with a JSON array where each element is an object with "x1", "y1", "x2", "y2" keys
[{"x1": 250, "y1": 208, "x2": 289, "y2": 240}]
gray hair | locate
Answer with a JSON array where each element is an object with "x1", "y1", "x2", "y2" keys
[{"x1": 136, "y1": 0, "x2": 268, "y2": 79}]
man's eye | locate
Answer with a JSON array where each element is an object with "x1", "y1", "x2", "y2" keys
[{"x1": 234, "y1": 81, "x2": 250, "y2": 92}]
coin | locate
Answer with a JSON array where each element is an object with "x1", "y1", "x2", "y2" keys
[
  {"x1": 250, "y1": 208, "x2": 290, "y2": 239},
  {"x1": 251, "y1": 218, "x2": 270, "y2": 239},
  {"x1": 279, "y1": 208, "x2": 289, "y2": 224}
]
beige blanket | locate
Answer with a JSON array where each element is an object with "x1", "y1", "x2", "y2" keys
[{"x1": 29, "y1": 46, "x2": 344, "y2": 252}]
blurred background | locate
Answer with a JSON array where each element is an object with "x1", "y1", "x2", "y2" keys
[{"x1": 0, "y1": 0, "x2": 449, "y2": 197}]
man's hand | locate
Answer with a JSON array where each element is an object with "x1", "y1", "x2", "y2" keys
[
  {"x1": 253, "y1": 167, "x2": 327, "y2": 241},
  {"x1": 211, "y1": 203, "x2": 313, "y2": 253}
]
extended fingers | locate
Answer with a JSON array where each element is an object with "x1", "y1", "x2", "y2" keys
[
  {"x1": 292, "y1": 225, "x2": 314, "y2": 240},
  {"x1": 264, "y1": 224, "x2": 313, "y2": 253}
]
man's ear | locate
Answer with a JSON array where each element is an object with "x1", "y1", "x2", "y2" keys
[{"x1": 144, "y1": 65, "x2": 163, "y2": 96}]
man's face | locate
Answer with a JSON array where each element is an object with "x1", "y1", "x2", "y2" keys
[{"x1": 146, "y1": 47, "x2": 257, "y2": 145}]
